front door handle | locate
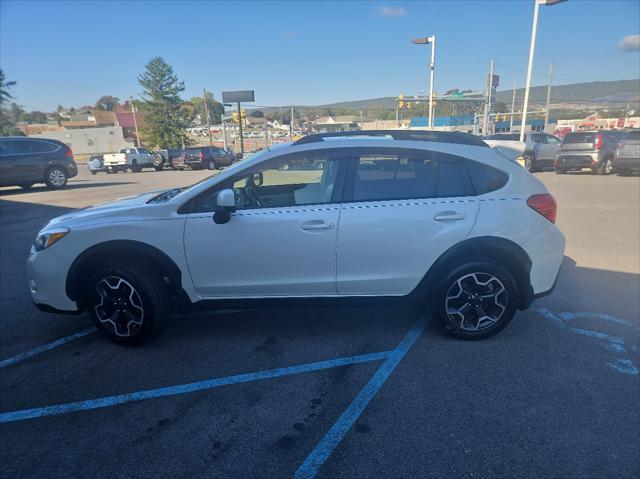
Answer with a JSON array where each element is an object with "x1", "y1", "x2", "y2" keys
[
  {"x1": 300, "y1": 220, "x2": 335, "y2": 231},
  {"x1": 433, "y1": 211, "x2": 466, "y2": 222}
]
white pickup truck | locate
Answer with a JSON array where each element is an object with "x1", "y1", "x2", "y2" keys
[{"x1": 103, "y1": 147, "x2": 154, "y2": 173}]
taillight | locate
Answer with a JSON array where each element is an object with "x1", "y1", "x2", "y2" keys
[
  {"x1": 527, "y1": 194, "x2": 557, "y2": 224},
  {"x1": 65, "y1": 147, "x2": 73, "y2": 158},
  {"x1": 615, "y1": 142, "x2": 624, "y2": 158},
  {"x1": 199, "y1": 151, "x2": 204, "y2": 160},
  {"x1": 124, "y1": 153, "x2": 128, "y2": 160},
  {"x1": 594, "y1": 133, "x2": 603, "y2": 149}
]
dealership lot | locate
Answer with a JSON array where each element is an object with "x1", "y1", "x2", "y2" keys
[{"x1": 1, "y1": 168, "x2": 638, "y2": 477}]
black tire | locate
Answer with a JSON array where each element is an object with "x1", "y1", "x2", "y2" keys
[
  {"x1": 88, "y1": 263, "x2": 169, "y2": 345},
  {"x1": 523, "y1": 155, "x2": 536, "y2": 173},
  {"x1": 130, "y1": 160, "x2": 141, "y2": 173},
  {"x1": 44, "y1": 166, "x2": 68, "y2": 188},
  {"x1": 555, "y1": 167, "x2": 567, "y2": 174},
  {"x1": 154, "y1": 166, "x2": 163, "y2": 172},
  {"x1": 91, "y1": 171, "x2": 98, "y2": 175},
  {"x1": 207, "y1": 160, "x2": 216, "y2": 170},
  {"x1": 433, "y1": 260, "x2": 518, "y2": 340},
  {"x1": 596, "y1": 157, "x2": 614, "y2": 175}
]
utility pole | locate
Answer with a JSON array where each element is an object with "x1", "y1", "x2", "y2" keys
[
  {"x1": 222, "y1": 115, "x2": 228, "y2": 150},
  {"x1": 482, "y1": 60, "x2": 494, "y2": 136},
  {"x1": 360, "y1": 109, "x2": 363, "y2": 125},
  {"x1": 428, "y1": 36, "x2": 436, "y2": 129},
  {"x1": 510, "y1": 78, "x2": 517, "y2": 132},
  {"x1": 130, "y1": 97, "x2": 140, "y2": 147},
  {"x1": 203, "y1": 88, "x2": 213, "y2": 146},
  {"x1": 395, "y1": 107, "x2": 399, "y2": 128},
  {"x1": 544, "y1": 62, "x2": 553, "y2": 130},
  {"x1": 290, "y1": 107, "x2": 294, "y2": 140}
]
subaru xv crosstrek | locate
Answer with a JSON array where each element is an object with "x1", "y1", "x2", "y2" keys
[{"x1": 28, "y1": 131, "x2": 565, "y2": 344}]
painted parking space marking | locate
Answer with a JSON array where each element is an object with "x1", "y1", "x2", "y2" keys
[
  {"x1": 0, "y1": 350, "x2": 391, "y2": 424},
  {"x1": 534, "y1": 308, "x2": 639, "y2": 375},
  {"x1": 294, "y1": 315, "x2": 428, "y2": 479},
  {"x1": 0, "y1": 327, "x2": 97, "y2": 370}
]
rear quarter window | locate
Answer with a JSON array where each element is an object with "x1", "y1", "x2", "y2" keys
[{"x1": 464, "y1": 160, "x2": 509, "y2": 195}]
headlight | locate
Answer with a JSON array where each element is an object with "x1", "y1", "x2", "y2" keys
[{"x1": 33, "y1": 227, "x2": 70, "y2": 252}]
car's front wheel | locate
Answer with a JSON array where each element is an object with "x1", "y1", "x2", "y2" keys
[
  {"x1": 88, "y1": 264, "x2": 169, "y2": 344},
  {"x1": 435, "y1": 260, "x2": 518, "y2": 339},
  {"x1": 207, "y1": 160, "x2": 216, "y2": 170}
]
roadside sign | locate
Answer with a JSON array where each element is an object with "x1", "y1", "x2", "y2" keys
[{"x1": 222, "y1": 90, "x2": 255, "y2": 103}]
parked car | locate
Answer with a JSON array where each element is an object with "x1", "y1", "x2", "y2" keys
[
  {"x1": 614, "y1": 129, "x2": 639, "y2": 175},
  {"x1": 183, "y1": 146, "x2": 236, "y2": 170},
  {"x1": 555, "y1": 130, "x2": 626, "y2": 175},
  {"x1": 0, "y1": 137, "x2": 78, "y2": 189},
  {"x1": 87, "y1": 155, "x2": 106, "y2": 175},
  {"x1": 103, "y1": 147, "x2": 154, "y2": 173},
  {"x1": 28, "y1": 130, "x2": 565, "y2": 344},
  {"x1": 484, "y1": 132, "x2": 561, "y2": 172},
  {"x1": 152, "y1": 148, "x2": 187, "y2": 170}
]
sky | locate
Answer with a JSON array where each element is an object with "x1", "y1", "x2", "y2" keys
[{"x1": 1, "y1": 0, "x2": 639, "y2": 112}]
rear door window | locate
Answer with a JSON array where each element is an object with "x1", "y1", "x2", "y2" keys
[{"x1": 349, "y1": 148, "x2": 472, "y2": 202}]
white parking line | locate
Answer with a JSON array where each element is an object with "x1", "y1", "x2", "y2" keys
[{"x1": 0, "y1": 327, "x2": 97, "y2": 369}]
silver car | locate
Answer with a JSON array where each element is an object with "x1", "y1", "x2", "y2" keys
[{"x1": 614, "y1": 129, "x2": 640, "y2": 175}]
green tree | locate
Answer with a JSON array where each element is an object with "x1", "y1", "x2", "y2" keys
[
  {"x1": 95, "y1": 95, "x2": 120, "y2": 111},
  {"x1": 138, "y1": 57, "x2": 190, "y2": 148},
  {"x1": 189, "y1": 92, "x2": 224, "y2": 125},
  {"x1": 0, "y1": 69, "x2": 22, "y2": 136}
]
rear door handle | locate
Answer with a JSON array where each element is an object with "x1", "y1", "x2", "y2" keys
[
  {"x1": 433, "y1": 211, "x2": 466, "y2": 222},
  {"x1": 300, "y1": 220, "x2": 335, "y2": 231}
]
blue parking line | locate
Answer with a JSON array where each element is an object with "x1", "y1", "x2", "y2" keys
[
  {"x1": 0, "y1": 327, "x2": 97, "y2": 370},
  {"x1": 0, "y1": 350, "x2": 391, "y2": 424},
  {"x1": 294, "y1": 315, "x2": 428, "y2": 479}
]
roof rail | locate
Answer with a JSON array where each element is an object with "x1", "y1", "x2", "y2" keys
[{"x1": 293, "y1": 130, "x2": 488, "y2": 147}]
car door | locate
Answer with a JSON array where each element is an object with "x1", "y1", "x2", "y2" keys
[
  {"x1": 183, "y1": 148, "x2": 348, "y2": 297},
  {"x1": 336, "y1": 147, "x2": 479, "y2": 296},
  {"x1": 543, "y1": 134, "x2": 562, "y2": 162},
  {"x1": 12, "y1": 139, "x2": 52, "y2": 182},
  {"x1": 0, "y1": 139, "x2": 17, "y2": 186}
]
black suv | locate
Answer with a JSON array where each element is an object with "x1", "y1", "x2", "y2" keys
[
  {"x1": 180, "y1": 146, "x2": 236, "y2": 170},
  {"x1": 0, "y1": 137, "x2": 78, "y2": 189}
]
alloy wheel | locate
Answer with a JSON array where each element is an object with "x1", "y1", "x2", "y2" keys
[
  {"x1": 94, "y1": 276, "x2": 144, "y2": 337},
  {"x1": 445, "y1": 272, "x2": 507, "y2": 332},
  {"x1": 48, "y1": 169, "x2": 66, "y2": 186}
]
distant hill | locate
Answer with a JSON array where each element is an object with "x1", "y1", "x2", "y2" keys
[{"x1": 289, "y1": 79, "x2": 639, "y2": 111}]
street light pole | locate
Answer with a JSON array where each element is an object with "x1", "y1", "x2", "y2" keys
[
  {"x1": 520, "y1": 0, "x2": 567, "y2": 142},
  {"x1": 412, "y1": 35, "x2": 436, "y2": 129},
  {"x1": 544, "y1": 62, "x2": 553, "y2": 129},
  {"x1": 510, "y1": 78, "x2": 517, "y2": 132}
]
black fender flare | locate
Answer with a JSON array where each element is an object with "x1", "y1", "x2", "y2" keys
[
  {"x1": 410, "y1": 236, "x2": 534, "y2": 310},
  {"x1": 66, "y1": 240, "x2": 184, "y2": 308}
]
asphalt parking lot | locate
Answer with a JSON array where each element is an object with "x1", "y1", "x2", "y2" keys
[{"x1": 1, "y1": 167, "x2": 639, "y2": 478}]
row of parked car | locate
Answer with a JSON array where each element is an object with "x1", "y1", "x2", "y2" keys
[
  {"x1": 89, "y1": 146, "x2": 238, "y2": 174},
  {"x1": 484, "y1": 129, "x2": 640, "y2": 175}
]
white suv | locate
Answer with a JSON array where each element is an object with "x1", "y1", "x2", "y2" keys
[{"x1": 28, "y1": 131, "x2": 565, "y2": 344}]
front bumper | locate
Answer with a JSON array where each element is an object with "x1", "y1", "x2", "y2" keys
[{"x1": 27, "y1": 247, "x2": 78, "y2": 313}]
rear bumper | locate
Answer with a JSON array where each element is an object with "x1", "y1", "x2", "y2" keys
[
  {"x1": 522, "y1": 224, "x2": 566, "y2": 296},
  {"x1": 556, "y1": 154, "x2": 597, "y2": 168}
]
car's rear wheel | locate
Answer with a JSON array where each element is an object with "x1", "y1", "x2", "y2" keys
[
  {"x1": 523, "y1": 155, "x2": 535, "y2": 173},
  {"x1": 45, "y1": 167, "x2": 68, "y2": 188},
  {"x1": 130, "y1": 160, "x2": 141, "y2": 173},
  {"x1": 434, "y1": 260, "x2": 518, "y2": 339},
  {"x1": 207, "y1": 160, "x2": 216, "y2": 170},
  {"x1": 596, "y1": 157, "x2": 614, "y2": 175},
  {"x1": 88, "y1": 264, "x2": 169, "y2": 345}
]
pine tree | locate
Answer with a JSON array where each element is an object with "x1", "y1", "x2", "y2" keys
[{"x1": 137, "y1": 57, "x2": 190, "y2": 148}]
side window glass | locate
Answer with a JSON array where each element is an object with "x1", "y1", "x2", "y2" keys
[
  {"x1": 232, "y1": 155, "x2": 336, "y2": 210},
  {"x1": 13, "y1": 140, "x2": 42, "y2": 154},
  {"x1": 546, "y1": 135, "x2": 561, "y2": 145},
  {"x1": 0, "y1": 140, "x2": 14, "y2": 156},
  {"x1": 465, "y1": 160, "x2": 509, "y2": 195}
]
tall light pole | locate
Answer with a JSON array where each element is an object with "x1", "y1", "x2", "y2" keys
[
  {"x1": 412, "y1": 35, "x2": 436, "y2": 129},
  {"x1": 520, "y1": 0, "x2": 567, "y2": 142},
  {"x1": 510, "y1": 78, "x2": 517, "y2": 132},
  {"x1": 130, "y1": 96, "x2": 140, "y2": 147}
]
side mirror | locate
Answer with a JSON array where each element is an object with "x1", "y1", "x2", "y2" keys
[{"x1": 213, "y1": 188, "x2": 236, "y2": 224}]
